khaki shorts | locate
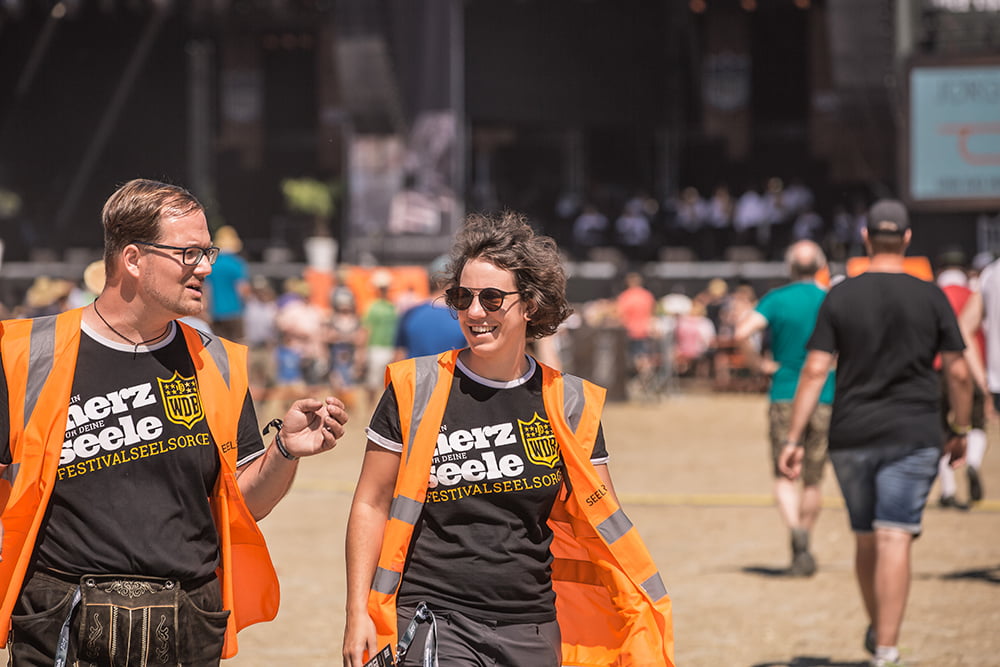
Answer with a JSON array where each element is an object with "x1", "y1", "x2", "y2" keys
[{"x1": 768, "y1": 402, "x2": 831, "y2": 487}]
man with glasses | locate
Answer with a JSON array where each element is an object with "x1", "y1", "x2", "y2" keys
[{"x1": 0, "y1": 178, "x2": 349, "y2": 665}]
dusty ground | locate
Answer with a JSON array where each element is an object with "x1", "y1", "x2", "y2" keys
[{"x1": 6, "y1": 390, "x2": 999, "y2": 665}]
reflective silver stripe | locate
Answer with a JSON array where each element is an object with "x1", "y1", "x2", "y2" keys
[
  {"x1": 597, "y1": 509, "x2": 633, "y2": 544},
  {"x1": 405, "y1": 356, "x2": 439, "y2": 464},
  {"x1": 561, "y1": 373, "x2": 584, "y2": 431},
  {"x1": 201, "y1": 331, "x2": 231, "y2": 388},
  {"x1": 2, "y1": 462, "x2": 19, "y2": 485},
  {"x1": 641, "y1": 572, "x2": 668, "y2": 601},
  {"x1": 389, "y1": 494, "x2": 423, "y2": 526},
  {"x1": 25, "y1": 315, "x2": 58, "y2": 425},
  {"x1": 371, "y1": 566, "x2": 401, "y2": 595}
]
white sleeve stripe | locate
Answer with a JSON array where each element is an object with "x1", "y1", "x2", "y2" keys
[
  {"x1": 590, "y1": 455, "x2": 609, "y2": 465},
  {"x1": 237, "y1": 447, "x2": 266, "y2": 468},
  {"x1": 366, "y1": 427, "x2": 403, "y2": 453}
]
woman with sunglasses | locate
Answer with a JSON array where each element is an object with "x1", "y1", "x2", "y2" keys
[{"x1": 343, "y1": 212, "x2": 673, "y2": 667}]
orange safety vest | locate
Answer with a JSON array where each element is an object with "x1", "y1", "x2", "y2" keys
[
  {"x1": 0, "y1": 308, "x2": 279, "y2": 658},
  {"x1": 367, "y1": 350, "x2": 675, "y2": 667}
]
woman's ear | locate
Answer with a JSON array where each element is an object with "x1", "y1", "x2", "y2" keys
[{"x1": 524, "y1": 301, "x2": 537, "y2": 323}]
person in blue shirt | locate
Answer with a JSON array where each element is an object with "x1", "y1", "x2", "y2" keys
[
  {"x1": 393, "y1": 255, "x2": 466, "y2": 360},
  {"x1": 205, "y1": 225, "x2": 251, "y2": 342}
]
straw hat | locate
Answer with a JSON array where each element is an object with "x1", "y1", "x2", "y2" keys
[
  {"x1": 83, "y1": 260, "x2": 106, "y2": 295},
  {"x1": 214, "y1": 225, "x2": 243, "y2": 253},
  {"x1": 25, "y1": 276, "x2": 72, "y2": 309}
]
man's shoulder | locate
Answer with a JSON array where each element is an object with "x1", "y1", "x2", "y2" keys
[
  {"x1": 981, "y1": 260, "x2": 1000, "y2": 288},
  {"x1": 761, "y1": 281, "x2": 823, "y2": 306},
  {"x1": 769, "y1": 280, "x2": 823, "y2": 296}
]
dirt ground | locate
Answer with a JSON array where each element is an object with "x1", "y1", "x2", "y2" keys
[{"x1": 6, "y1": 390, "x2": 999, "y2": 666}]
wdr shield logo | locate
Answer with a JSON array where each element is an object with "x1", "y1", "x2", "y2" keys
[
  {"x1": 517, "y1": 413, "x2": 561, "y2": 469},
  {"x1": 157, "y1": 372, "x2": 204, "y2": 429}
]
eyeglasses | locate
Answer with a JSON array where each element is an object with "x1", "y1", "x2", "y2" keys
[
  {"x1": 133, "y1": 241, "x2": 221, "y2": 266},
  {"x1": 445, "y1": 286, "x2": 522, "y2": 312}
]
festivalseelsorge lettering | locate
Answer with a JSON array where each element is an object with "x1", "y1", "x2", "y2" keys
[
  {"x1": 56, "y1": 377, "x2": 209, "y2": 478},
  {"x1": 426, "y1": 415, "x2": 564, "y2": 502}
]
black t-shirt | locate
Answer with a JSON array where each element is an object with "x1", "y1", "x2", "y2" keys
[
  {"x1": 366, "y1": 356, "x2": 608, "y2": 623},
  {"x1": 808, "y1": 272, "x2": 965, "y2": 451},
  {"x1": 0, "y1": 322, "x2": 264, "y2": 580}
]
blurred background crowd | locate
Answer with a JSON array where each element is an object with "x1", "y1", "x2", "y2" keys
[{"x1": 0, "y1": 0, "x2": 998, "y2": 405}]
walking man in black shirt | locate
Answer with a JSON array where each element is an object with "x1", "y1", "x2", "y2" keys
[{"x1": 779, "y1": 199, "x2": 971, "y2": 667}]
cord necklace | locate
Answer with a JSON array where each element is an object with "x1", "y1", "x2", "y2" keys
[{"x1": 92, "y1": 299, "x2": 170, "y2": 358}]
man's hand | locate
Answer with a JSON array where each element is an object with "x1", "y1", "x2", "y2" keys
[
  {"x1": 280, "y1": 396, "x2": 349, "y2": 459},
  {"x1": 777, "y1": 443, "x2": 804, "y2": 480},
  {"x1": 944, "y1": 433, "x2": 967, "y2": 468},
  {"x1": 760, "y1": 359, "x2": 779, "y2": 376}
]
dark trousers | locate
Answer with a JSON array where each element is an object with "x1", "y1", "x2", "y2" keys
[
  {"x1": 9, "y1": 570, "x2": 229, "y2": 667},
  {"x1": 396, "y1": 604, "x2": 561, "y2": 667}
]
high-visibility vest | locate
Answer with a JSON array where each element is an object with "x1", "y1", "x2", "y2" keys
[
  {"x1": 0, "y1": 308, "x2": 280, "y2": 658},
  {"x1": 367, "y1": 350, "x2": 675, "y2": 667}
]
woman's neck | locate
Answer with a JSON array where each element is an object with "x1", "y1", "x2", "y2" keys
[{"x1": 459, "y1": 349, "x2": 530, "y2": 383}]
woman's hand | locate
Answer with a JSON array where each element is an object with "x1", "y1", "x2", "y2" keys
[{"x1": 343, "y1": 612, "x2": 379, "y2": 667}]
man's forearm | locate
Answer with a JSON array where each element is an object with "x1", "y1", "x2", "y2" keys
[
  {"x1": 786, "y1": 352, "x2": 833, "y2": 444},
  {"x1": 945, "y1": 355, "x2": 974, "y2": 429},
  {"x1": 237, "y1": 444, "x2": 298, "y2": 520}
]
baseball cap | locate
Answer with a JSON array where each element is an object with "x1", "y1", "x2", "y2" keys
[{"x1": 867, "y1": 199, "x2": 909, "y2": 236}]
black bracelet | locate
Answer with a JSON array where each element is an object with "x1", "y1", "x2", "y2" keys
[{"x1": 263, "y1": 418, "x2": 298, "y2": 461}]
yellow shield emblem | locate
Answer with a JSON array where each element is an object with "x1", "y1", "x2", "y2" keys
[
  {"x1": 157, "y1": 372, "x2": 205, "y2": 429},
  {"x1": 517, "y1": 413, "x2": 561, "y2": 469}
]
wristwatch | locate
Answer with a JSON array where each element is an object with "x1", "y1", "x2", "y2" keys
[{"x1": 948, "y1": 422, "x2": 971, "y2": 437}]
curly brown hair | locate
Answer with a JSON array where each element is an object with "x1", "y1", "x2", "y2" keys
[{"x1": 447, "y1": 211, "x2": 572, "y2": 339}]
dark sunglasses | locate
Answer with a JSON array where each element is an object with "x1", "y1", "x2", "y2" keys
[{"x1": 445, "y1": 286, "x2": 522, "y2": 312}]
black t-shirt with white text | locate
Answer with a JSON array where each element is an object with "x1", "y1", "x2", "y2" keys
[
  {"x1": 808, "y1": 272, "x2": 965, "y2": 451},
  {"x1": 0, "y1": 322, "x2": 264, "y2": 581},
  {"x1": 367, "y1": 356, "x2": 608, "y2": 623}
]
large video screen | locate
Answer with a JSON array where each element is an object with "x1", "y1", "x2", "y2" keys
[{"x1": 904, "y1": 58, "x2": 1000, "y2": 210}]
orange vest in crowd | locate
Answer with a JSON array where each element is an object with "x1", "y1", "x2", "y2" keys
[
  {"x1": 0, "y1": 308, "x2": 280, "y2": 658},
  {"x1": 368, "y1": 350, "x2": 675, "y2": 667}
]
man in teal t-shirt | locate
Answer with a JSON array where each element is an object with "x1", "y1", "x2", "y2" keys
[{"x1": 735, "y1": 240, "x2": 834, "y2": 576}]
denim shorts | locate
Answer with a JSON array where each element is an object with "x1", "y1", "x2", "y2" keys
[{"x1": 829, "y1": 444, "x2": 940, "y2": 535}]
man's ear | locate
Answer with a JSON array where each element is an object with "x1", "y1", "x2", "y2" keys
[{"x1": 122, "y1": 244, "x2": 143, "y2": 278}]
